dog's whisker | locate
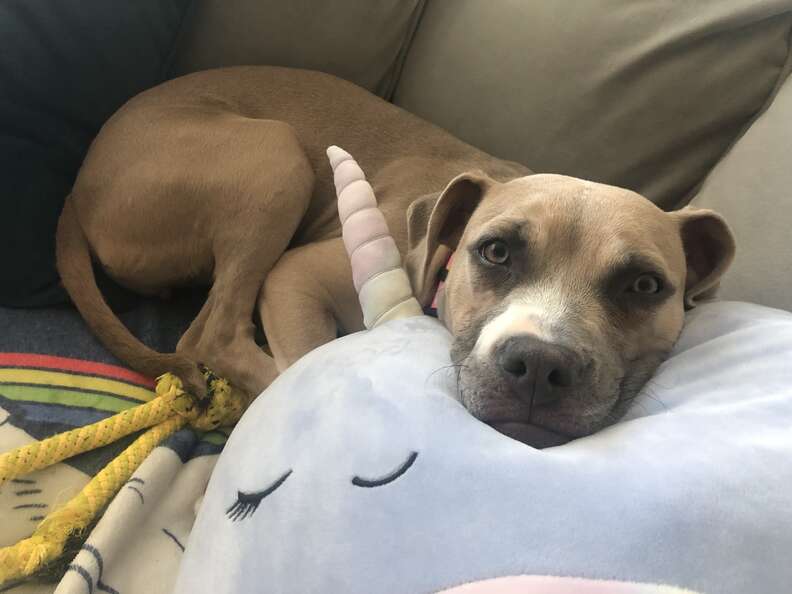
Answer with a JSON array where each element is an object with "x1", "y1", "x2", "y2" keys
[{"x1": 427, "y1": 363, "x2": 463, "y2": 380}]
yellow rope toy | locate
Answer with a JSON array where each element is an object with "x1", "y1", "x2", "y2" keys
[{"x1": 0, "y1": 368, "x2": 248, "y2": 586}]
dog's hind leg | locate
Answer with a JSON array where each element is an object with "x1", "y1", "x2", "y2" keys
[
  {"x1": 177, "y1": 121, "x2": 316, "y2": 398},
  {"x1": 178, "y1": 218, "x2": 310, "y2": 397},
  {"x1": 178, "y1": 263, "x2": 276, "y2": 398}
]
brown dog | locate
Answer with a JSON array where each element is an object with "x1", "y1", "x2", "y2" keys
[{"x1": 56, "y1": 66, "x2": 735, "y2": 442}]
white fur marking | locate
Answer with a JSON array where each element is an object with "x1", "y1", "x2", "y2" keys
[{"x1": 474, "y1": 292, "x2": 566, "y2": 356}]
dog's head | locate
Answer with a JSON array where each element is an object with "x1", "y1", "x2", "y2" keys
[{"x1": 406, "y1": 173, "x2": 735, "y2": 446}]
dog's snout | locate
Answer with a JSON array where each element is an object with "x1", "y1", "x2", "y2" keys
[{"x1": 496, "y1": 335, "x2": 586, "y2": 406}]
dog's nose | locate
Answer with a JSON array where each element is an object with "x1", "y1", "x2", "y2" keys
[{"x1": 496, "y1": 335, "x2": 585, "y2": 406}]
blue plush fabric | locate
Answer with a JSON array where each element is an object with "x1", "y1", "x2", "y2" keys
[
  {"x1": 176, "y1": 301, "x2": 792, "y2": 594},
  {"x1": 0, "y1": 0, "x2": 192, "y2": 307}
]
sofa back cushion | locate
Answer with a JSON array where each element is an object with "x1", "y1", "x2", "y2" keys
[
  {"x1": 393, "y1": 0, "x2": 792, "y2": 209},
  {"x1": 169, "y1": 0, "x2": 425, "y2": 96}
]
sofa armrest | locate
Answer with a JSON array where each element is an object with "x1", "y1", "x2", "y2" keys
[{"x1": 690, "y1": 73, "x2": 792, "y2": 312}]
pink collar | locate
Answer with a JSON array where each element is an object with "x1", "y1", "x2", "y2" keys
[{"x1": 428, "y1": 253, "x2": 454, "y2": 316}]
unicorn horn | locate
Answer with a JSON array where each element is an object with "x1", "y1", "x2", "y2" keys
[{"x1": 327, "y1": 145, "x2": 423, "y2": 329}]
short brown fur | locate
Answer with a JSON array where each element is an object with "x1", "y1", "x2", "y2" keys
[{"x1": 57, "y1": 67, "x2": 734, "y2": 443}]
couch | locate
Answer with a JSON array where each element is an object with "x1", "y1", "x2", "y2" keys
[
  {"x1": 1, "y1": 0, "x2": 790, "y2": 311},
  {"x1": 1, "y1": 1, "x2": 791, "y2": 592}
]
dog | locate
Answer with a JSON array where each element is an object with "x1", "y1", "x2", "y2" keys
[{"x1": 56, "y1": 66, "x2": 735, "y2": 444}]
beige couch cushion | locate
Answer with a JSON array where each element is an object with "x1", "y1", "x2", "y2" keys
[
  {"x1": 394, "y1": 1, "x2": 792, "y2": 209},
  {"x1": 170, "y1": 0, "x2": 425, "y2": 96},
  {"x1": 690, "y1": 73, "x2": 792, "y2": 311}
]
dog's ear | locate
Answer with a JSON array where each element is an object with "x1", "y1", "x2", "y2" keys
[
  {"x1": 405, "y1": 171, "x2": 492, "y2": 306},
  {"x1": 671, "y1": 206, "x2": 736, "y2": 309}
]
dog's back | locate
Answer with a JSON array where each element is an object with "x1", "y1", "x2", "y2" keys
[{"x1": 57, "y1": 66, "x2": 527, "y2": 397}]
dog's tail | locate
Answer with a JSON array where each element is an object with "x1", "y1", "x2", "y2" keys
[{"x1": 56, "y1": 196, "x2": 201, "y2": 386}]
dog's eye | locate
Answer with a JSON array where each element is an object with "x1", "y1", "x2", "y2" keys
[
  {"x1": 628, "y1": 274, "x2": 662, "y2": 294},
  {"x1": 479, "y1": 239, "x2": 510, "y2": 265}
]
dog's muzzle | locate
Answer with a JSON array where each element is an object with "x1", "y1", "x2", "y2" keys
[{"x1": 494, "y1": 334, "x2": 592, "y2": 409}]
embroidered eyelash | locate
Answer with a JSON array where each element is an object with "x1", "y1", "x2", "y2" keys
[
  {"x1": 226, "y1": 469, "x2": 292, "y2": 521},
  {"x1": 351, "y1": 451, "x2": 419, "y2": 488}
]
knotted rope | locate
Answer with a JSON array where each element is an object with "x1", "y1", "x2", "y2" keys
[{"x1": 0, "y1": 369, "x2": 247, "y2": 585}]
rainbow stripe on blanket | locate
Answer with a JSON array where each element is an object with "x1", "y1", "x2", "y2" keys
[{"x1": 0, "y1": 353, "x2": 228, "y2": 473}]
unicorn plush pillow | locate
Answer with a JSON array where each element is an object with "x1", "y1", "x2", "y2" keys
[{"x1": 174, "y1": 149, "x2": 792, "y2": 594}]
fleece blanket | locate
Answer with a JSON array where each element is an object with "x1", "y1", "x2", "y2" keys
[
  {"x1": 0, "y1": 295, "x2": 222, "y2": 594},
  {"x1": 175, "y1": 301, "x2": 792, "y2": 594}
]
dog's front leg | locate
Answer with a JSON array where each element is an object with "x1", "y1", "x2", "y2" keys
[{"x1": 259, "y1": 238, "x2": 363, "y2": 371}]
